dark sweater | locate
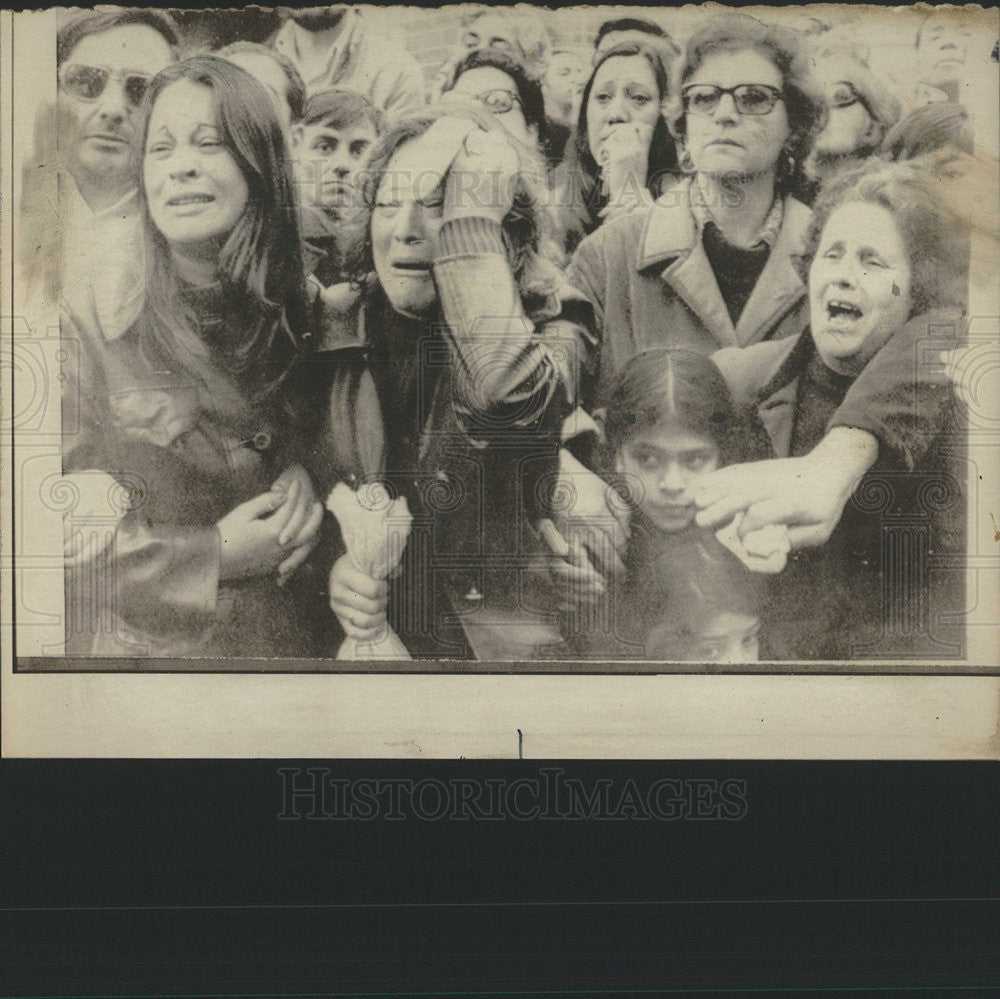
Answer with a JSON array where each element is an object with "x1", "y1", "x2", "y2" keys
[{"x1": 701, "y1": 221, "x2": 772, "y2": 326}]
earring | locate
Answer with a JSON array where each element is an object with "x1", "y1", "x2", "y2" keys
[
  {"x1": 779, "y1": 148, "x2": 796, "y2": 180},
  {"x1": 678, "y1": 147, "x2": 696, "y2": 174}
]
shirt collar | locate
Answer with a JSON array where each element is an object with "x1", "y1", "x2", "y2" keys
[
  {"x1": 691, "y1": 175, "x2": 784, "y2": 250},
  {"x1": 66, "y1": 176, "x2": 139, "y2": 222}
]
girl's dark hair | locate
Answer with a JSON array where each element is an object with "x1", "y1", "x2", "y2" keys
[
  {"x1": 803, "y1": 160, "x2": 967, "y2": 316},
  {"x1": 881, "y1": 102, "x2": 975, "y2": 162},
  {"x1": 666, "y1": 12, "x2": 825, "y2": 194},
  {"x1": 603, "y1": 348, "x2": 761, "y2": 468},
  {"x1": 555, "y1": 41, "x2": 677, "y2": 254},
  {"x1": 343, "y1": 104, "x2": 558, "y2": 305},
  {"x1": 595, "y1": 17, "x2": 668, "y2": 48},
  {"x1": 136, "y1": 56, "x2": 309, "y2": 400},
  {"x1": 444, "y1": 49, "x2": 547, "y2": 140}
]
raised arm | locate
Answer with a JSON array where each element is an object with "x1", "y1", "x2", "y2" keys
[{"x1": 431, "y1": 123, "x2": 568, "y2": 433}]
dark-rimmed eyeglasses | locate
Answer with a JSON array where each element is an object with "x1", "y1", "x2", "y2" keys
[
  {"x1": 682, "y1": 83, "x2": 784, "y2": 117},
  {"x1": 59, "y1": 64, "x2": 152, "y2": 109},
  {"x1": 828, "y1": 83, "x2": 863, "y2": 110}
]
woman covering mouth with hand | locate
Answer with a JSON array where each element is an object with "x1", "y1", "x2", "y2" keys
[
  {"x1": 60, "y1": 56, "x2": 328, "y2": 657},
  {"x1": 553, "y1": 40, "x2": 677, "y2": 256}
]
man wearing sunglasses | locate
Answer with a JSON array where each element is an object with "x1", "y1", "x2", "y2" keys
[{"x1": 42, "y1": 10, "x2": 178, "y2": 314}]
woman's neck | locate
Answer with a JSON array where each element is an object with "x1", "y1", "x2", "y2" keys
[
  {"x1": 170, "y1": 243, "x2": 221, "y2": 288},
  {"x1": 698, "y1": 170, "x2": 778, "y2": 246}
]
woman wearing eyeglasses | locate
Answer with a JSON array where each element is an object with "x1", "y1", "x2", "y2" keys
[
  {"x1": 545, "y1": 14, "x2": 829, "y2": 597},
  {"x1": 60, "y1": 57, "x2": 328, "y2": 657},
  {"x1": 566, "y1": 13, "x2": 825, "y2": 406},
  {"x1": 441, "y1": 49, "x2": 546, "y2": 153},
  {"x1": 804, "y1": 42, "x2": 902, "y2": 191},
  {"x1": 554, "y1": 41, "x2": 678, "y2": 256}
]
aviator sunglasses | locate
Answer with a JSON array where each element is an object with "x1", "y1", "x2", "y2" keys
[{"x1": 59, "y1": 63, "x2": 153, "y2": 109}]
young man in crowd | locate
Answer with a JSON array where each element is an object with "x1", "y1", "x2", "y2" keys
[
  {"x1": 292, "y1": 89, "x2": 386, "y2": 288},
  {"x1": 913, "y1": 10, "x2": 975, "y2": 105},
  {"x1": 272, "y1": 5, "x2": 424, "y2": 118}
]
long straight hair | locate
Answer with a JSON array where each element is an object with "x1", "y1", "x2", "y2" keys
[
  {"x1": 135, "y1": 56, "x2": 309, "y2": 404},
  {"x1": 555, "y1": 42, "x2": 677, "y2": 254}
]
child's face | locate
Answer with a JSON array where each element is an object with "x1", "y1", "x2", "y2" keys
[
  {"x1": 647, "y1": 612, "x2": 762, "y2": 663},
  {"x1": 616, "y1": 421, "x2": 721, "y2": 532}
]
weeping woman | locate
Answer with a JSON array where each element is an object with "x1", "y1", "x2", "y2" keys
[{"x1": 61, "y1": 56, "x2": 327, "y2": 657}]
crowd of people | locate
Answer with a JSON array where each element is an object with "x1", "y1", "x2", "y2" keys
[{"x1": 24, "y1": 5, "x2": 996, "y2": 663}]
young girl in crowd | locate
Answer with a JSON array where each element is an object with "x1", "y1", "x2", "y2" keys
[
  {"x1": 552, "y1": 347, "x2": 773, "y2": 659},
  {"x1": 631, "y1": 543, "x2": 766, "y2": 664},
  {"x1": 61, "y1": 56, "x2": 326, "y2": 657},
  {"x1": 554, "y1": 41, "x2": 678, "y2": 255}
]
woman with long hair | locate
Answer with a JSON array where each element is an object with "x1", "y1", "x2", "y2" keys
[
  {"x1": 61, "y1": 56, "x2": 325, "y2": 657},
  {"x1": 316, "y1": 104, "x2": 592, "y2": 658},
  {"x1": 553, "y1": 41, "x2": 678, "y2": 255}
]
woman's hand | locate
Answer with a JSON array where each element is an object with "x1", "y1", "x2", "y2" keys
[
  {"x1": 538, "y1": 450, "x2": 630, "y2": 605},
  {"x1": 445, "y1": 122, "x2": 522, "y2": 226},
  {"x1": 271, "y1": 464, "x2": 324, "y2": 583},
  {"x1": 329, "y1": 553, "x2": 389, "y2": 640},
  {"x1": 600, "y1": 121, "x2": 654, "y2": 207},
  {"x1": 538, "y1": 518, "x2": 607, "y2": 612},
  {"x1": 405, "y1": 115, "x2": 521, "y2": 228},
  {"x1": 693, "y1": 429, "x2": 879, "y2": 549},
  {"x1": 217, "y1": 486, "x2": 303, "y2": 581}
]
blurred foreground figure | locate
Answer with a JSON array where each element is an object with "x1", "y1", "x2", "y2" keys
[{"x1": 21, "y1": 9, "x2": 177, "y2": 312}]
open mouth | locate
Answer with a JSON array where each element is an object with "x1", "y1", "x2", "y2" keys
[
  {"x1": 392, "y1": 261, "x2": 431, "y2": 274},
  {"x1": 826, "y1": 299, "x2": 863, "y2": 321},
  {"x1": 166, "y1": 194, "x2": 215, "y2": 207}
]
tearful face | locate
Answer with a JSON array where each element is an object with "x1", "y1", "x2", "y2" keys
[{"x1": 809, "y1": 202, "x2": 913, "y2": 376}]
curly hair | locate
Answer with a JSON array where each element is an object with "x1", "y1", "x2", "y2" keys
[
  {"x1": 802, "y1": 160, "x2": 967, "y2": 316},
  {"x1": 343, "y1": 104, "x2": 558, "y2": 306},
  {"x1": 665, "y1": 12, "x2": 825, "y2": 192}
]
